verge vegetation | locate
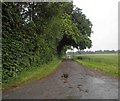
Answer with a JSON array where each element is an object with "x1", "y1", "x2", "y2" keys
[
  {"x1": 73, "y1": 54, "x2": 119, "y2": 77},
  {"x1": 3, "y1": 58, "x2": 61, "y2": 88}
]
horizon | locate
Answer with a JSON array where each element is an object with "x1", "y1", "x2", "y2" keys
[{"x1": 66, "y1": 48, "x2": 119, "y2": 53}]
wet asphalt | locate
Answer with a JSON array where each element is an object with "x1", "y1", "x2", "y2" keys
[{"x1": 2, "y1": 59, "x2": 118, "y2": 99}]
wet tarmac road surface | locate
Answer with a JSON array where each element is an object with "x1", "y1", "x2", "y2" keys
[{"x1": 3, "y1": 59, "x2": 118, "y2": 99}]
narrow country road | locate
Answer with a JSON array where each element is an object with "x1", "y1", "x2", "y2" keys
[{"x1": 3, "y1": 59, "x2": 118, "y2": 99}]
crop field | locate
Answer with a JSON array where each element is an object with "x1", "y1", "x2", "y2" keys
[{"x1": 74, "y1": 54, "x2": 119, "y2": 77}]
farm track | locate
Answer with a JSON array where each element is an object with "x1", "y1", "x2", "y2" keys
[{"x1": 3, "y1": 59, "x2": 118, "y2": 99}]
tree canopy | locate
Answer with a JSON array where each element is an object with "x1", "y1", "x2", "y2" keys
[{"x1": 2, "y1": 2, "x2": 93, "y2": 82}]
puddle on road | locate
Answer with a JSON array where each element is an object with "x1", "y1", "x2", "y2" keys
[
  {"x1": 88, "y1": 77, "x2": 105, "y2": 84},
  {"x1": 92, "y1": 77, "x2": 105, "y2": 84}
]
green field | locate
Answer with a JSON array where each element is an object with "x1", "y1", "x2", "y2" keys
[{"x1": 73, "y1": 54, "x2": 119, "y2": 77}]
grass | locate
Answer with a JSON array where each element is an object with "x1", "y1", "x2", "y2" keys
[
  {"x1": 2, "y1": 58, "x2": 61, "y2": 88},
  {"x1": 73, "y1": 54, "x2": 119, "y2": 77},
  {"x1": 0, "y1": 64, "x2": 1, "y2": 89}
]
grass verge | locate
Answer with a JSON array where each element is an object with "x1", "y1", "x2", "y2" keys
[
  {"x1": 2, "y1": 58, "x2": 61, "y2": 89},
  {"x1": 73, "y1": 54, "x2": 120, "y2": 77}
]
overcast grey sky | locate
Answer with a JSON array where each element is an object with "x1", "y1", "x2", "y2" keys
[{"x1": 73, "y1": 0, "x2": 119, "y2": 51}]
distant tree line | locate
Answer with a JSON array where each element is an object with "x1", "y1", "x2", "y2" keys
[{"x1": 67, "y1": 50, "x2": 118, "y2": 55}]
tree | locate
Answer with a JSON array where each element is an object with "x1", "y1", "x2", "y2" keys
[
  {"x1": 2, "y1": 2, "x2": 93, "y2": 82},
  {"x1": 57, "y1": 6, "x2": 93, "y2": 55}
]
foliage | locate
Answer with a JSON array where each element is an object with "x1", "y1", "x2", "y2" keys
[
  {"x1": 2, "y1": 2, "x2": 93, "y2": 83},
  {"x1": 3, "y1": 58, "x2": 61, "y2": 88}
]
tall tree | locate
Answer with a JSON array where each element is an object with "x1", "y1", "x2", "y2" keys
[{"x1": 2, "y1": 2, "x2": 93, "y2": 82}]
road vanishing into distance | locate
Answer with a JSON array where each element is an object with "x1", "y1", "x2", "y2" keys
[{"x1": 3, "y1": 59, "x2": 118, "y2": 99}]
